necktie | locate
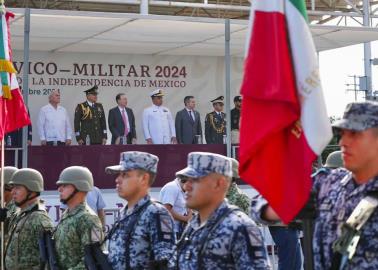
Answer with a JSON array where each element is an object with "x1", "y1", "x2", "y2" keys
[
  {"x1": 189, "y1": 111, "x2": 194, "y2": 123},
  {"x1": 121, "y1": 109, "x2": 129, "y2": 136}
]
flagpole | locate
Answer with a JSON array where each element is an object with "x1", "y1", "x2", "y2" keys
[
  {"x1": 1, "y1": 137, "x2": 5, "y2": 270},
  {"x1": 21, "y1": 8, "x2": 30, "y2": 168},
  {"x1": 224, "y1": 18, "x2": 232, "y2": 157}
]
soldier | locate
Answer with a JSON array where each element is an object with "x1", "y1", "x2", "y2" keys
[
  {"x1": 205, "y1": 96, "x2": 226, "y2": 144},
  {"x1": 74, "y1": 85, "x2": 107, "y2": 145},
  {"x1": 5, "y1": 168, "x2": 54, "y2": 269},
  {"x1": 105, "y1": 151, "x2": 176, "y2": 269},
  {"x1": 253, "y1": 101, "x2": 378, "y2": 269},
  {"x1": 54, "y1": 166, "x2": 103, "y2": 269},
  {"x1": 176, "y1": 152, "x2": 269, "y2": 269},
  {"x1": 226, "y1": 158, "x2": 251, "y2": 214},
  {"x1": 0, "y1": 167, "x2": 19, "y2": 239},
  {"x1": 230, "y1": 95, "x2": 242, "y2": 144}
]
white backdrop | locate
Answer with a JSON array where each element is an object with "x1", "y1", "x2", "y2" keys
[{"x1": 13, "y1": 51, "x2": 244, "y2": 145}]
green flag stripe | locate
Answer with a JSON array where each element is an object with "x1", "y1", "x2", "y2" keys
[
  {"x1": 288, "y1": 0, "x2": 308, "y2": 21},
  {"x1": 0, "y1": 17, "x2": 6, "y2": 59}
]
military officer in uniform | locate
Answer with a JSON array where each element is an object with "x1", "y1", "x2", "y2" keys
[
  {"x1": 105, "y1": 151, "x2": 176, "y2": 269},
  {"x1": 142, "y1": 89, "x2": 177, "y2": 144},
  {"x1": 54, "y1": 166, "x2": 103, "y2": 269},
  {"x1": 205, "y1": 96, "x2": 226, "y2": 144},
  {"x1": 231, "y1": 95, "x2": 242, "y2": 144},
  {"x1": 252, "y1": 101, "x2": 378, "y2": 269},
  {"x1": 74, "y1": 85, "x2": 107, "y2": 145},
  {"x1": 5, "y1": 168, "x2": 54, "y2": 269},
  {"x1": 176, "y1": 152, "x2": 269, "y2": 269}
]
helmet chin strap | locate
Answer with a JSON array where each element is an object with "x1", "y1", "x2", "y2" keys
[
  {"x1": 15, "y1": 192, "x2": 39, "y2": 207},
  {"x1": 60, "y1": 188, "x2": 79, "y2": 204}
]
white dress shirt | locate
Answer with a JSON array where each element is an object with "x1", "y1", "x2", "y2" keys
[
  {"x1": 142, "y1": 105, "x2": 176, "y2": 144},
  {"x1": 38, "y1": 103, "x2": 73, "y2": 142},
  {"x1": 185, "y1": 108, "x2": 196, "y2": 121}
]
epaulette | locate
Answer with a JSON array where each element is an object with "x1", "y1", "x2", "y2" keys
[{"x1": 311, "y1": 167, "x2": 331, "y2": 178}]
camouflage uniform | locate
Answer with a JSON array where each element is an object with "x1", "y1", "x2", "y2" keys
[
  {"x1": 54, "y1": 203, "x2": 103, "y2": 270},
  {"x1": 105, "y1": 151, "x2": 177, "y2": 269},
  {"x1": 177, "y1": 200, "x2": 269, "y2": 270},
  {"x1": 176, "y1": 152, "x2": 269, "y2": 270},
  {"x1": 5, "y1": 200, "x2": 53, "y2": 270},
  {"x1": 107, "y1": 195, "x2": 176, "y2": 269},
  {"x1": 205, "y1": 111, "x2": 226, "y2": 144},
  {"x1": 4, "y1": 200, "x2": 18, "y2": 243},
  {"x1": 226, "y1": 182, "x2": 251, "y2": 214},
  {"x1": 74, "y1": 101, "x2": 107, "y2": 144}
]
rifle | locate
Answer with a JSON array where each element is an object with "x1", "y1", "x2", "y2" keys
[
  {"x1": 84, "y1": 242, "x2": 113, "y2": 270},
  {"x1": 38, "y1": 230, "x2": 59, "y2": 270}
]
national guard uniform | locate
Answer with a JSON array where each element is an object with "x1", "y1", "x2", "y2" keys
[
  {"x1": 205, "y1": 96, "x2": 226, "y2": 144},
  {"x1": 5, "y1": 169, "x2": 54, "y2": 270},
  {"x1": 252, "y1": 102, "x2": 378, "y2": 270},
  {"x1": 105, "y1": 151, "x2": 177, "y2": 269},
  {"x1": 176, "y1": 152, "x2": 269, "y2": 270},
  {"x1": 231, "y1": 95, "x2": 242, "y2": 144},
  {"x1": 54, "y1": 166, "x2": 104, "y2": 270},
  {"x1": 74, "y1": 85, "x2": 107, "y2": 145}
]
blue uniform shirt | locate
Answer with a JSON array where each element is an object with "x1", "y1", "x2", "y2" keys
[
  {"x1": 107, "y1": 195, "x2": 176, "y2": 269},
  {"x1": 313, "y1": 169, "x2": 378, "y2": 270},
  {"x1": 177, "y1": 200, "x2": 269, "y2": 270}
]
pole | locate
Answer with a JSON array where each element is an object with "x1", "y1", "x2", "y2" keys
[
  {"x1": 363, "y1": 0, "x2": 372, "y2": 100},
  {"x1": 303, "y1": 219, "x2": 314, "y2": 270},
  {"x1": 224, "y1": 18, "x2": 231, "y2": 157},
  {"x1": 140, "y1": 0, "x2": 149, "y2": 15},
  {"x1": 22, "y1": 8, "x2": 30, "y2": 167}
]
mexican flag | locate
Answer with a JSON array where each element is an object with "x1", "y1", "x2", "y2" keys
[
  {"x1": 239, "y1": 0, "x2": 332, "y2": 223},
  {"x1": 0, "y1": 11, "x2": 30, "y2": 141}
]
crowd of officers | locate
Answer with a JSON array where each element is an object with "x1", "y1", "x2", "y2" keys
[
  {"x1": 0, "y1": 100, "x2": 377, "y2": 270},
  {"x1": 5, "y1": 86, "x2": 242, "y2": 147}
]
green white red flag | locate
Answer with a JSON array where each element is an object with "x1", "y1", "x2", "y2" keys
[
  {"x1": 0, "y1": 10, "x2": 30, "y2": 140},
  {"x1": 239, "y1": 0, "x2": 332, "y2": 223}
]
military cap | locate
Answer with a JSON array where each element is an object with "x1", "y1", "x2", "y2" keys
[
  {"x1": 150, "y1": 89, "x2": 164, "y2": 97},
  {"x1": 211, "y1": 96, "x2": 224, "y2": 104},
  {"x1": 106, "y1": 151, "x2": 159, "y2": 174},
  {"x1": 176, "y1": 152, "x2": 232, "y2": 178},
  {"x1": 9, "y1": 168, "x2": 44, "y2": 192},
  {"x1": 84, "y1": 85, "x2": 98, "y2": 95},
  {"x1": 324, "y1": 150, "x2": 343, "y2": 169},
  {"x1": 0, "y1": 166, "x2": 18, "y2": 185},
  {"x1": 56, "y1": 166, "x2": 93, "y2": 192},
  {"x1": 233, "y1": 95, "x2": 242, "y2": 102},
  {"x1": 333, "y1": 101, "x2": 378, "y2": 131},
  {"x1": 229, "y1": 158, "x2": 240, "y2": 178}
]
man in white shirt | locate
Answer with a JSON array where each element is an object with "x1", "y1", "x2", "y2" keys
[
  {"x1": 159, "y1": 177, "x2": 192, "y2": 238},
  {"x1": 37, "y1": 90, "x2": 72, "y2": 146},
  {"x1": 142, "y1": 89, "x2": 177, "y2": 144}
]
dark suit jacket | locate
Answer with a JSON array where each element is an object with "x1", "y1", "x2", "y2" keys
[
  {"x1": 108, "y1": 106, "x2": 136, "y2": 144},
  {"x1": 175, "y1": 108, "x2": 202, "y2": 144}
]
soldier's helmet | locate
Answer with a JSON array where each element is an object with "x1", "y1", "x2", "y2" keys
[
  {"x1": 57, "y1": 166, "x2": 94, "y2": 192},
  {"x1": 9, "y1": 168, "x2": 44, "y2": 192},
  {"x1": 324, "y1": 150, "x2": 343, "y2": 169},
  {"x1": 0, "y1": 166, "x2": 18, "y2": 185}
]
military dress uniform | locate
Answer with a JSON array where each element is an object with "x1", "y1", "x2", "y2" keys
[
  {"x1": 177, "y1": 200, "x2": 269, "y2": 270},
  {"x1": 54, "y1": 203, "x2": 103, "y2": 270},
  {"x1": 5, "y1": 201, "x2": 54, "y2": 270},
  {"x1": 107, "y1": 195, "x2": 176, "y2": 269},
  {"x1": 74, "y1": 86, "x2": 107, "y2": 145}
]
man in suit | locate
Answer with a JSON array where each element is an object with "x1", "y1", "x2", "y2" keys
[
  {"x1": 108, "y1": 93, "x2": 137, "y2": 145},
  {"x1": 230, "y1": 95, "x2": 242, "y2": 144},
  {"x1": 175, "y1": 96, "x2": 202, "y2": 144},
  {"x1": 74, "y1": 85, "x2": 107, "y2": 145},
  {"x1": 205, "y1": 96, "x2": 226, "y2": 144}
]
